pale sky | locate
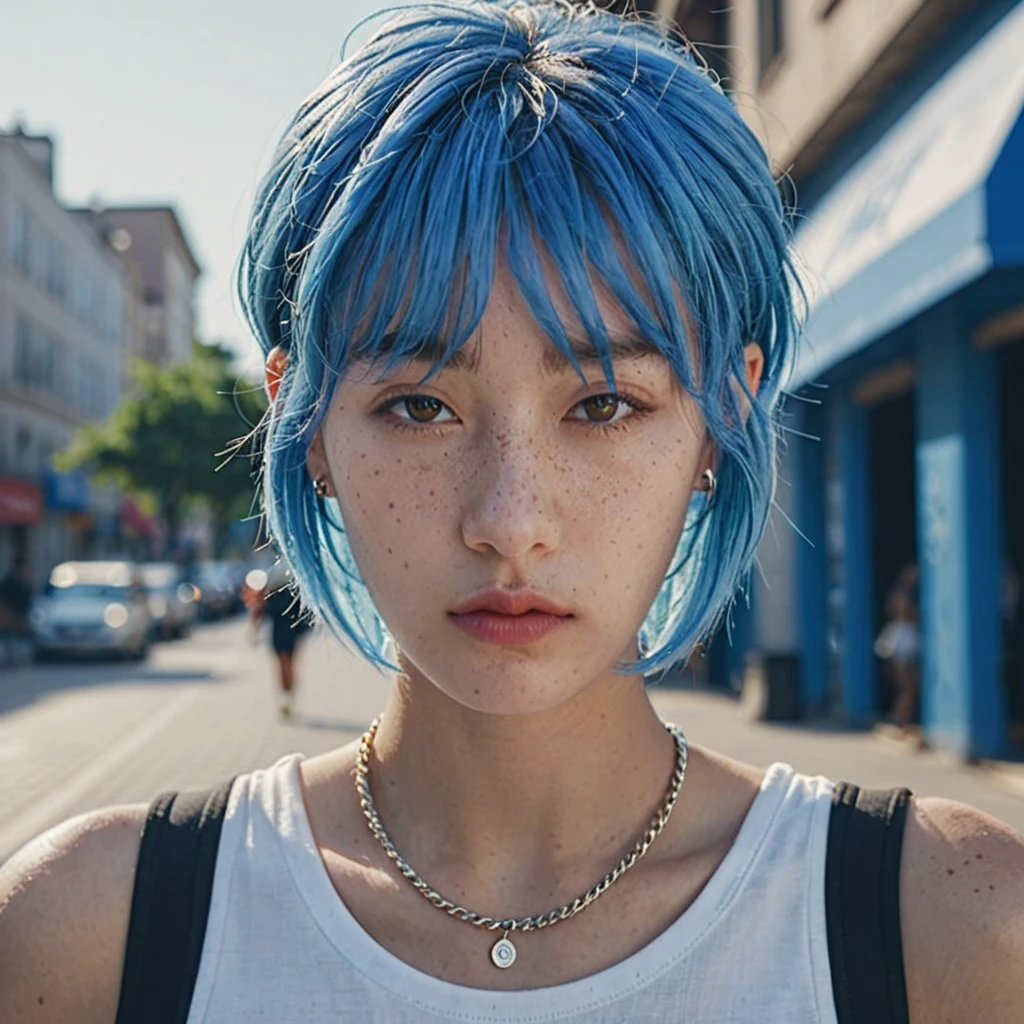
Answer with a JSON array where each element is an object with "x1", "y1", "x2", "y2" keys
[{"x1": 1, "y1": 1, "x2": 411, "y2": 377}]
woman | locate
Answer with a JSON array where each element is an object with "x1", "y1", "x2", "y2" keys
[
  {"x1": 874, "y1": 571, "x2": 922, "y2": 741},
  {"x1": 249, "y1": 563, "x2": 313, "y2": 718},
  {"x1": 2, "y1": 3, "x2": 1022, "y2": 1021}
]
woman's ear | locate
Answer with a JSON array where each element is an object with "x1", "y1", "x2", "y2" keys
[
  {"x1": 307, "y1": 430, "x2": 330, "y2": 490},
  {"x1": 696, "y1": 437, "x2": 717, "y2": 485},
  {"x1": 265, "y1": 345, "x2": 288, "y2": 403},
  {"x1": 743, "y1": 342, "x2": 765, "y2": 399},
  {"x1": 731, "y1": 342, "x2": 765, "y2": 422}
]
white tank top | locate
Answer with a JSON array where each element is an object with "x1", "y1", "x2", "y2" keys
[{"x1": 185, "y1": 755, "x2": 841, "y2": 1023}]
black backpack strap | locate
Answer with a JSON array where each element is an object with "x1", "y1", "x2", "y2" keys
[
  {"x1": 115, "y1": 779, "x2": 236, "y2": 1024},
  {"x1": 826, "y1": 781, "x2": 913, "y2": 1024}
]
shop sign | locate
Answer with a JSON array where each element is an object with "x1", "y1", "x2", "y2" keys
[
  {"x1": 44, "y1": 469, "x2": 91, "y2": 512},
  {"x1": 0, "y1": 475, "x2": 44, "y2": 525}
]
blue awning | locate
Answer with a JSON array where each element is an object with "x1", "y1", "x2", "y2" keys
[
  {"x1": 789, "y1": 3, "x2": 1024, "y2": 389},
  {"x1": 44, "y1": 469, "x2": 91, "y2": 513}
]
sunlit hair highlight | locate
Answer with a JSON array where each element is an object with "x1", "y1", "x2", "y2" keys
[{"x1": 239, "y1": 0, "x2": 801, "y2": 674}]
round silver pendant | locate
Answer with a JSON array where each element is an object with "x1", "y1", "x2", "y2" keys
[{"x1": 490, "y1": 935, "x2": 517, "y2": 969}]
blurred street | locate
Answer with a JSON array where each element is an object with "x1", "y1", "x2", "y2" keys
[
  {"x1": 0, "y1": 618, "x2": 389, "y2": 864},
  {"x1": 2, "y1": 619, "x2": 1022, "y2": 866}
]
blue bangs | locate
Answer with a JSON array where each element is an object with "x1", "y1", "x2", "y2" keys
[{"x1": 239, "y1": 0, "x2": 801, "y2": 673}]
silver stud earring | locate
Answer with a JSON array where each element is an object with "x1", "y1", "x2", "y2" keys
[
  {"x1": 700, "y1": 468, "x2": 716, "y2": 501},
  {"x1": 313, "y1": 477, "x2": 329, "y2": 499}
]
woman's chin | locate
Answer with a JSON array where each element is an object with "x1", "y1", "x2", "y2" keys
[
  {"x1": 398, "y1": 646, "x2": 630, "y2": 719},
  {"x1": 436, "y1": 687, "x2": 588, "y2": 718}
]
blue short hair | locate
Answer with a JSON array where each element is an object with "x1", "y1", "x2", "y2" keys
[{"x1": 239, "y1": 0, "x2": 801, "y2": 674}]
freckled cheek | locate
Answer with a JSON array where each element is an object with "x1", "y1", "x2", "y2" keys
[
  {"x1": 573, "y1": 445, "x2": 691, "y2": 523},
  {"x1": 334, "y1": 452, "x2": 463, "y2": 557},
  {"x1": 565, "y1": 446, "x2": 693, "y2": 570}
]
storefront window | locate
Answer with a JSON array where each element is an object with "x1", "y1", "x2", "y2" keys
[
  {"x1": 13, "y1": 316, "x2": 32, "y2": 388},
  {"x1": 46, "y1": 236, "x2": 67, "y2": 299},
  {"x1": 11, "y1": 204, "x2": 31, "y2": 275},
  {"x1": 15, "y1": 428, "x2": 32, "y2": 474}
]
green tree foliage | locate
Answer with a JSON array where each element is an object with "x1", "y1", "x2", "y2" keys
[{"x1": 58, "y1": 341, "x2": 267, "y2": 534}]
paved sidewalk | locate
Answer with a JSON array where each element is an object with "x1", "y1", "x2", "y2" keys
[
  {"x1": 0, "y1": 619, "x2": 390, "y2": 863},
  {"x1": 649, "y1": 682, "x2": 1024, "y2": 834},
  {"x1": 1, "y1": 618, "x2": 1021, "y2": 865}
]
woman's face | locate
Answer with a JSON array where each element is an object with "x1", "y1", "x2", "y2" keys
[{"x1": 307, "y1": 266, "x2": 755, "y2": 716}]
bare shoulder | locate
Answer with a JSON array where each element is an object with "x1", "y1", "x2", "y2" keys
[
  {"x1": 299, "y1": 740, "x2": 365, "y2": 849},
  {"x1": 0, "y1": 804, "x2": 146, "y2": 1024},
  {"x1": 901, "y1": 795, "x2": 1024, "y2": 1024}
]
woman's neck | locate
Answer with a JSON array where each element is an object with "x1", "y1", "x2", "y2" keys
[{"x1": 367, "y1": 667, "x2": 679, "y2": 894}]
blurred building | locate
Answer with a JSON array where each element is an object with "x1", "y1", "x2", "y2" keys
[
  {"x1": 0, "y1": 128, "x2": 128, "y2": 584},
  {"x1": 74, "y1": 205, "x2": 201, "y2": 367},
  {"x1": 661, "y1": 0, "x2": 1024, "y2": 759}
]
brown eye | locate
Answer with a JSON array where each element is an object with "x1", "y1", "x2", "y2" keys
[
  {"x1": 581, "y1": 394, "x2": 621, "y2": 423},
  {"x1": 391, "y1": 395, "x2": 455, "y2": 424},
  {"x1": 405, "y1": 397, "x2": 442, "y2": 422}
]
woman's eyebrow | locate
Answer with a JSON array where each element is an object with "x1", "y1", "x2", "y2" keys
[
  {"x1": 375, "y1": 328, "x2": 660, "y2": 376},
  {"x1": 539, "y1": 330, "x2": 661, "y2": 377}
]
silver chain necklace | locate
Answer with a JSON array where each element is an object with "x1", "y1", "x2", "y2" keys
[{"x1": 354, "y1": 715, "x2": 689, "y2": 969}]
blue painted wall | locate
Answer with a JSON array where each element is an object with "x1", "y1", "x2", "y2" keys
[
  {"x1": 836, "y1": 393, "x2": 877, "y2": 723},
  {"x1": 915, "y1": 315, "x2": 1004, "y2": 757},
  {"x1": 793, "y1": 400, "x2": 830, "y2": 713}
]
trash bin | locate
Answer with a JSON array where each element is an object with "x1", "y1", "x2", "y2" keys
[{"x1": 741, "y1": 651, "x2": 803, "y2": 721}]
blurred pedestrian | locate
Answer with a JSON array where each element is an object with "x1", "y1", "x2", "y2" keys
[
  {"x1": 3, "y1": 5, "x2": 1023, "y2": 1023},
  {"x1": 874, "y1": 563, "x2": 923, "y2": 744},
  {"x1": 0, "y1": 555, "x2": 33, "y2": 654},
  {"x1": 875, "y1": 588, "x2": 922, "y2": 736},
  {"x1": 240, "y1": 566, "x2": 268, "y2": 645},
  {"x1": 249, "y1": 564, "x2": 312, "y2": 719}
]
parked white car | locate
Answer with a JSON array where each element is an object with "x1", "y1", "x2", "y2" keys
[
  {"x1": 140, "y1": 562, "x2": 198, "y2": 640},
  {"x1": 192, "y1": 560, "x2": 239, "y2": 620},
  {"x1": 30, "y1": 561, "x2": 153, "y2": 660}
]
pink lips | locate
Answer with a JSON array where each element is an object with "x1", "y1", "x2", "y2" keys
[{"x1": 448, "y1": 588, "x2": 572, "y2": 646}]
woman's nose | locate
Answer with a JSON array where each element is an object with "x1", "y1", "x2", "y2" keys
[{"x1": 460, "y1": 429, "x2": 561, "y2": 560}]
